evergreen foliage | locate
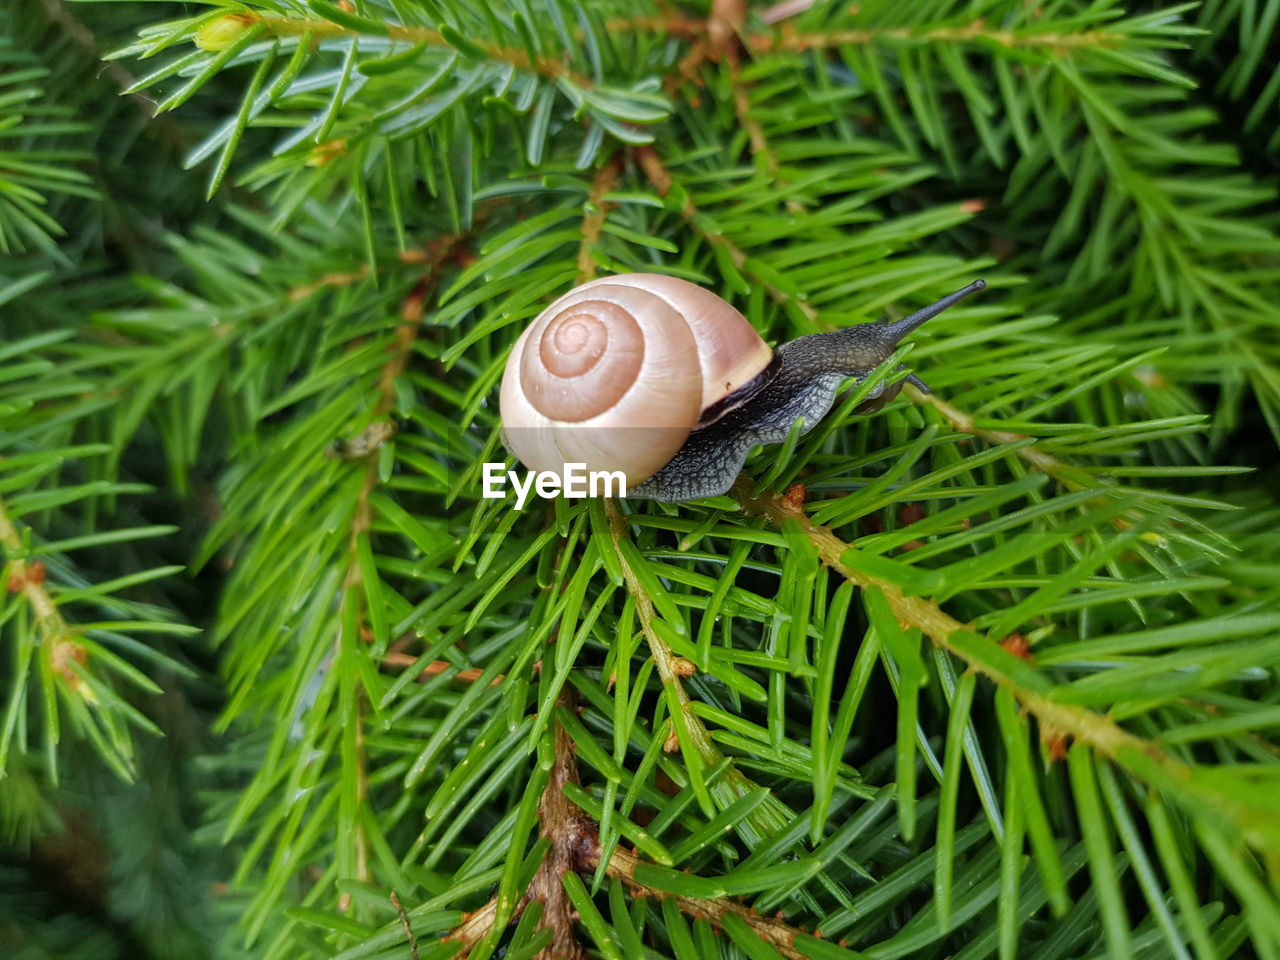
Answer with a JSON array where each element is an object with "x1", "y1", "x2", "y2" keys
[{"x1": 3, "y1": 1, "x2": 1280, "y2": 958}]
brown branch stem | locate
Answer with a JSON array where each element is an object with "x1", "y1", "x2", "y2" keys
[
  {"x1": 707, "y1": 0, "x2": 804, "y2": 213},
  {"x1": 238, "y1": 11, "x2": 1121, "y2": 64},
  {"x1": 337, "y1": 231, "x2": 473, "y2": 899},
  {"x1": 442, "y1": 895, "x2": 500, "y2": 954},
  {"x1": 577, "y1": 157, "x2": 621, "y2": 282},
  {"x1": 439, "y1": 802, "x2": 827, "y2": 959},
  {"x1": 0, "y1": 499, "x2": 92, "y2": 703},
  {"x1": 635, "y1": 146, "x2": 820, "y2": 327},
  {"x1": 39, "y1": 0, "x2": 186, "y2": 126},
  {"x1": 615, "y1": 11, "x2": 1121, "y2": 52},
  {"x1": 913, "y1": 388, "x2": 1158, "y2": 535},
  {"x1": 380, "y1": 652, "x2": 498, "y2": 685},
  {"x1": 750, "y1": 21, "x2": 1121, "y2": 54},
  {"x1": 441, "y1": 541, "x2": 593, "y2": 957},
  {"x1": 245, "y1": 15, "x2": 592, "y2": 87},
  {"x1": 604, "y1": 499, "x2": 722, "y2": 767},
  {"x1": 734, "y1": 479, "x2": 1280, "y2": 857},
  {"x1": 600, "y1": 845, "x2": 816, "y2": 960},
  {"x1": 915, "y1": 389, "x2": 1092, "y2": 491},
  {"x1": 529, "y1": 688, "x2": 593, "y2": 960}
]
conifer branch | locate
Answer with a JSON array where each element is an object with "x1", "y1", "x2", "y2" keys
[
  {"x1": 605, "y1": 499, "x2": 724, "y2": 770},
  {"x1": 747, "y1": 21, "x2": 1123, "y2": 54},
  {"x1": 600, "y1": 844, "x2": 816, "y2": 960},
  {"x1": 911, "y1": 389, "x2": 1173, "y2": 537},
  {"x1": 710, "y1": 0, "x2": 805, "y2": 214},
  {"x1": 577, "y1": 157, "x2": 621, "y2": 282},
  {"x1": 596, "y1": 11, "x2": 1125, "y2": 53},
  {"x1": 336, "y1": 229, "x2": 474, "y2": 899},
  {"x1": 441, "y1": 541, "x2": 595, "y2": 957},
  {"x1": 381, "y1": 652, "x2": 493, "y2": 685},
  {"x1": 441, "y1": 895, "x2": 500, "y2": 955},
  {"x1": 0, "y1": 501, "x2": 92, "y2": 707},
  {"x1": 287, "y1": 266, "x2": 371, "y2": 303},
  {"x1": 439, "y1": 775, "x2": 827, "y2": 960},
  {"x1": 730, "y1": 69, "x2": 795, "y2": 207},
  {"x1": 914, "y1": 390, "x2": 1088, "y2": 487},
  {"x1": 736, "y1": 480, "x2": 1280, "y2": 858},
  {"x1": 286, "y1": 207, "x2": 500, "y2": 305},
  {"x1": 529, "y1": 688, "x2": 592, "y2": 960},
  {"x1": 635, "y1": 146, "x2": 820, "y2": 324},
  {"x1": 231, "y1": 13, "x2": 593, "y2": 87}
]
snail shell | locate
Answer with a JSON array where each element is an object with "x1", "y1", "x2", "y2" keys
[{"x1": 499, "y1": 274, "x2": 774, "y2": 487}]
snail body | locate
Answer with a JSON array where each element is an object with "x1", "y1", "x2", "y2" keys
[{"x1": 499, "y1": 273, "x2": 985, "y2": 502}]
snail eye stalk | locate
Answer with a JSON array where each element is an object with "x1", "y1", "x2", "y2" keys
[{"x1": 884, "y1": 279, "x2": 988, "y2": 342}]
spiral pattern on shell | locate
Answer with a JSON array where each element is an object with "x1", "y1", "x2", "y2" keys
[
  {"x1": 500, "y1": 274, "x2": 773, "y2": 487},
  {"x1": 520, "y1": 299, "x2": 644, "y2": 422}
]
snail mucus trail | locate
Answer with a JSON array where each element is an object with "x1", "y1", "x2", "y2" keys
[{"x1": 499, "y1": 275, "x2": 987, "y2": 503}]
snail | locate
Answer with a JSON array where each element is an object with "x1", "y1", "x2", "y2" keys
[{"x1": 499, "y1": 273, "x2": 985, "y2": 501}]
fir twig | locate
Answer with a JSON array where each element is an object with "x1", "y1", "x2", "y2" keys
[
  {"x1": 736, "y1": 479, "x2": 1280, "y2": 859},
  {"x1": 635, "y1": 146, "x2": 820, "y2": 325},
  {"x1": 442, "y1": 895, "x2": 501, "y2": 955},
  {"x1": 528, "y1": 689, "x2": 591, "y2": 960},
  {"x1": 232, "y1": 13, "x2": 594, "y2": 87},
  {"x1": 577, "y1": 157, "x2": 621, "y2": 282},
  {"x1": 605, "y1": 499, "x2": 732, "y2": 806},
  {"x1": 600, "y1": 844, "x2": 817, "y2": 960}
]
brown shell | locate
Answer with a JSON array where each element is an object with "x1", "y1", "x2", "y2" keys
[{"x1": 499, "y1": 274, "x2": 773, "y2": 487}]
